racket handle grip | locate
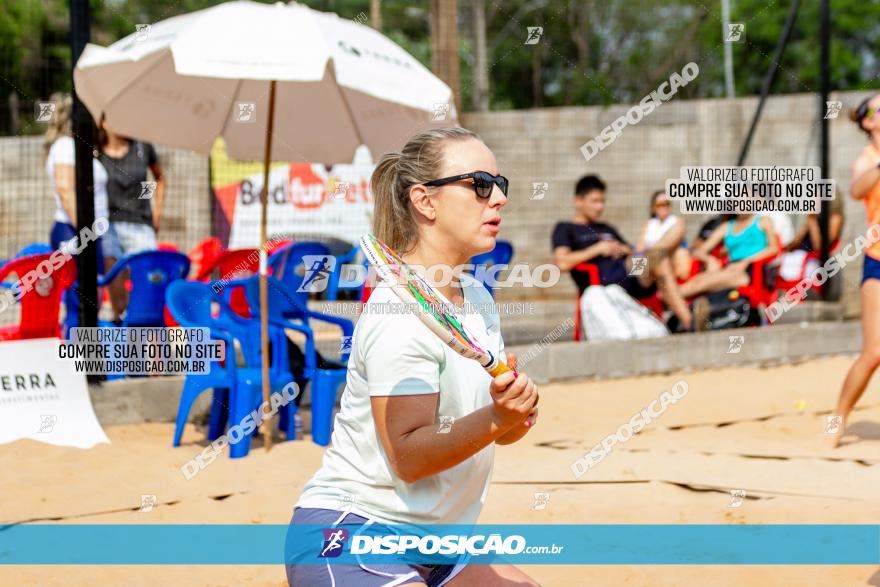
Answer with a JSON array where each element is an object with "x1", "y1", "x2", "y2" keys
[{"x1": 488, "y1": 362, "x2": 517, "y2": 378}]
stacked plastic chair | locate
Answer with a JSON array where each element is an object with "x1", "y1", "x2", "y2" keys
[
  {"x1": 98, "y1": 251, "x2": 191, "y2": 327},
  {"x1": 196, "y1": 248, "x2": 260, "y2": 317},
  {"x1": 239, "y1": 274, "x2": 352, "y2": 446},
  {"x1": 0, "y1": 253, "x2": 76, "y2": 341},
  {"x1": 167, "y1": 280, "x2": 304, "y2": 458}
]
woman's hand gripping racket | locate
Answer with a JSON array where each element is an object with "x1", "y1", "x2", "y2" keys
[{"x1": 360, "y1": 233, "x2": 515, "y2": 377}]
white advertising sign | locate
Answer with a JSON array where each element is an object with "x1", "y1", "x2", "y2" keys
[{"x1": 0, "y1": 338, "x2": 109, "y2": 449}]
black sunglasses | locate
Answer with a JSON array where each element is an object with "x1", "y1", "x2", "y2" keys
[{"x1": 423, "y1": 171, "x2": 509, "y2": 198}]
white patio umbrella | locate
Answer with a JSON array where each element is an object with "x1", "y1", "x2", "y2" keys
[{"x1": 74, "y1": 0, "x2": 457, "y2": 450}]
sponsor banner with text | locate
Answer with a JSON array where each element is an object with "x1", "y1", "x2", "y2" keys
[
  {"x1": 210, "y1": 139, "x2": 375, "y2": 248},
  {"x1": 0, "y1": 338, "x2": 109, "y2": 449}
]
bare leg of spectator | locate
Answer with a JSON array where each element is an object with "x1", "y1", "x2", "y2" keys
[
  {"x1": 104, "y1": 257, "x2": 128, "y2": 321},
  {"x1": 646, "y1": 222, "x2": 691, "y2": 282},
  {"x1": 828, "y1": 280, "x2": 880, "y2": 448},
  {"x1": 632, "y1": 252, "x2": 693, "y2": 330},
  {"x1": 671, "y1": 247, "x2": 692, "y2": 281},
  {"x1": 678, "y1": 265, "x2": 749, "y2": 299}
]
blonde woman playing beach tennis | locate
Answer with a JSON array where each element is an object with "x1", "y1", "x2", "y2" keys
[
  {"x1": 830, "y1": 93, "x2": 880, "y2": 448},
  {"x1": 287, "y1": 127, "x2": 540, "y2": 586}
]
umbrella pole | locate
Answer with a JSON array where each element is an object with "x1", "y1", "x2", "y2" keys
[{"x1": 258, "y1": 80, "x2": 278, "y2": 451}]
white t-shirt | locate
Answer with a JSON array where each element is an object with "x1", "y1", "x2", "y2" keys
[
  {"x1": 296, "y1": 272, "x2": 505, "y2": 526},
  {"x1": 46, "y1": 136, "x2": 109, "y2": 224},
  {"x1": 643, "y1": 215, "x2": 680, "y2": 248},
  {"x1": 759, "y1": 211, "x2": 794, "y2": 246}
]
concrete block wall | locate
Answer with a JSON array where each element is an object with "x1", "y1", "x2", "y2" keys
[
  {"x1": 462, "y1": 90, "x2": 876, "y2": 320},
  {"x1": 2, "y1": 91, "x2": 875, "y2": 326}
]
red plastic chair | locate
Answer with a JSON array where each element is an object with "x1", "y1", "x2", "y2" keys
[
  {"x1": 733, "y1": 254, "x2": 779, "y2": 310},
  {"x1": 723, "y1": 237, "x2": 783, "y2": 310},
  {"x1": 197, "y1": 248, "x2": 260, "y2": 317},
  {"x1": 681, "y1": 238, "x2": 782, "y2": 314},
  {"x1": 572, "y1": 264, "x2": 599, "y2": 342},
  {"x1": 775, "y1": 239, "x2": 840, "y2": 302},
  {"x1": 0, "y1": 254, "x2": 76, "y2": 341},
  {"x1": 189, "y1": 237, "x2": 224, "y2": 281}
]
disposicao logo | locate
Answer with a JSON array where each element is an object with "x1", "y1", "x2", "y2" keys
[{"x1": 319, "y1": 528, "x2": 349, "y2": 558}]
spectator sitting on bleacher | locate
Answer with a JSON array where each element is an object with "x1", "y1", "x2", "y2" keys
[
  {"x1": 551, "y1": 175, "x2": 697, "y2": 330},
  {"x1": 779, "y1": 196, "x2": 844, "y2": 283},
  {"x1": 679, "y1": 213, "x2": 779, "y2": 299},
  {"x1": 690, "y1": 215, "x2": 724, "y2": 253},
  {"x1": 635, "y1": 189, "x2": 691, "y2": 281}
]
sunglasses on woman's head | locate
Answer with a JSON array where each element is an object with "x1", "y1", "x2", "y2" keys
[
  {"x1": 424, "y1": 171, "x2": 509, "y2": 198},
  {"x1": 857, "y1": 101, "x2": 880, "y2": 120}
]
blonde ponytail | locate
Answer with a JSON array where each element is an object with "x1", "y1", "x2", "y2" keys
[
  {"x1": 43, "y1": 92, "x2": 73, "y2": 159},
  {"x1": 370, "y1": 127, "x2": 479, "y2": 253}
]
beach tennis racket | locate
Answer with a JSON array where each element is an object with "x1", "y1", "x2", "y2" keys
[{"x1": 360, "y1": 233, "x2": 513, "y2": 378}]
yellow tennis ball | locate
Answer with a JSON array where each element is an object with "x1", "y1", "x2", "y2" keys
[{"x1": 794, "y1": 400, "x2": 807, "y2": 410}]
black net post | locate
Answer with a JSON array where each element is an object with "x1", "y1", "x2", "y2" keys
[{"x1": 70, "y1": 0, "x2": 99, "y2": 337}]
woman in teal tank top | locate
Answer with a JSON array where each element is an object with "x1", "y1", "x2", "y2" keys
[
  {"x1": 678, "y1": 214, "x2": 778, "y2": 302},
  {"x1": 724, "y1": 216, "x2": 768, "y2": 261}
]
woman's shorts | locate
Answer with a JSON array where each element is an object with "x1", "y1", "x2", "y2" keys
[
  {"x1": 103, "y1": 221, "x2": 157, "y2": 259},
  {"x1": 50, "y1": 221, "x2": 104, "y2": 272},
  {"x1": 285, "y1": 507, "x2": 466, "y2": 587},
  {"x1": 863, "y1": 255, "x2": 880, "y2": 284}
]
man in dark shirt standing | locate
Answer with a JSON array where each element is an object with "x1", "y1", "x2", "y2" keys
[{"x1": 551, "y1": 175, "x2": 697, "y2": 330}]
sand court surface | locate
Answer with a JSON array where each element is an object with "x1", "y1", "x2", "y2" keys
[{"x1": 2, "y1": 355, "x2": 879, "y2": 586}]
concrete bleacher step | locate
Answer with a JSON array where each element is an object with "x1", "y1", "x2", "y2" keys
[{"x1": 308, "y1": 299, "x2": 846, "y2": 349}]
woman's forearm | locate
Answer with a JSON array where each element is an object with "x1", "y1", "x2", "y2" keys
[
  {"x1": 388, "y1": 404, "x2": 515, "y2": 483},
  {"x1": 693, "y1": 248, "x2": 713, "y2": 265},
  {"x1": 495, "y1": 421, "x2": 531, "y2": 445},
  {"x1": 54, "y1": 166, "x2": 78, "y2": 225},
  {"x1": 852, "y1": 165, "x2": 880, "y2": 200},
  {"x1": 739, "y1": 242, "x2": 778, "y2": 265},
  {"x1": 153, "y1": 178, "x2": 166, "y2": 230},
  {"x1": 58, "y1": 187, "x2": 77, "y2": 226},
  {"x1": 557, "y1": 243, "x2": 603, "y2": 271}
]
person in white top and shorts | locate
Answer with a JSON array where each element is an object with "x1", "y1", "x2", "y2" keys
[
  {"x1": 287, "y1": 128, "x2": 540, "y2": 587},
  {"x1": 636, "y1": 189, "x2": 691, "y2": 282},
  {"x1": 43, "y1": 93, "x2": 109, "y2": 331}
]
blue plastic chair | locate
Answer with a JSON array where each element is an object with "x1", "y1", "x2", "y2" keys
[
  {"x1": 98, "y1": 251, "x2": 191, "y2": 327},
  {"x1": 167, "y1": 280, "x2": 307, "y2": 458},
  {"x1": 212, "y1": 278, "x2": 300, "y2": 441},
  {"x1": 268, "y1": 241, "x2": 332, "y2": 302},
  {"x1": 16, "y1": 243, "x2": 53, "y2": 258},
  {"x1": 469, "y1": 240, "x2": 514, "y2": 297},
  {"x1": 241, "y1": 274, "x2": 352, "y2": 446},
  {"x1": 168, "y1": 280, "x2": 243, "y2": 450},
  {"x1": 325, "y1": 245, "x2": 361, "y2": 301}
]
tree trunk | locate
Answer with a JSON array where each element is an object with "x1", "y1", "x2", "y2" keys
[
  {"x1": 472, "y1": 0, "x2": 488, "y2": 111},
  {"x1": 430, "y1": 0, "x2": 461, "y2": 113},
  {"x1": 370, "y1": 0, "x2": 382, "y2": 32},
  {"x1": 8, "y1": 92, "x2": 20, "y2": 135}
]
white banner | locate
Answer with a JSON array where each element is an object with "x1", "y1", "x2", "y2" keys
[
  {"x1": 0, "y1": 338, "x2": 109, "y2": 449},
  {"x1": 211, "y1": 142, "x2": 375, "y2": 249}
]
